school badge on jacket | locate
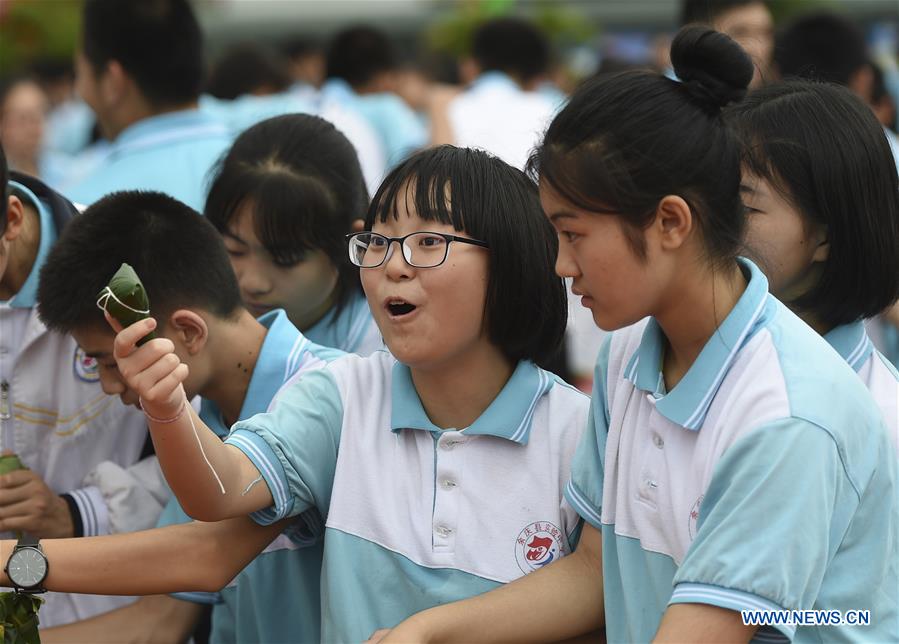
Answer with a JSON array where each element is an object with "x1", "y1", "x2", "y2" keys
[
  {"x1": 73, "y1": 347, "x2": 100, "y2": 383},
  {"x1": 515, "y1": 521, "x2": 566, "y2": 574}
]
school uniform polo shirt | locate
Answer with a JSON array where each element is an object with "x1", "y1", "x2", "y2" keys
[
  {"x1": 225, "y1": 352, "x2": 589, "y2": 642},
  {"x1": 156, "y1": 309, "x2": 343, "y2": 644},
  {"x1": 305, "y1": 289, "x2": 383, "y2": 356},
  {"x1": 566, "y1": 258, "x2": 898, "y2": 643},
  {"x1": 66, "y1": 109, "x2": 232, "y2": 211},
  {"x1": 447, "y1": 71, "x2": 559, "y2": 171},
  {"x1": 321, "y1": 79, "x2": 427, "y2": 169},
  {"x1": 824, "y1": 321, "x2": 899, "y2": 457}
]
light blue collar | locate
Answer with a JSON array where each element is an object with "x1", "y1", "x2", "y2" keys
[
  {"x1": 112, "y1": 109, "x2": 227, "y2": 156},
  {"x1": 623, "y1": 257, "x2": 772, "y2": 430},
  {"x1": 321, "y1": 78, "x2": 357, "y2": 104},
  {"x1": 5, "y1": 181, "x2": 57, "y2": 309},
  {"x1": 390, "y1": 359, "x2": 554, "y2": 444},
  {"x1": 824, "y1": 321, "x2": 873, "y2": 373},
  {"x1": 472, "y1": 71, "x2": 520, "y2": 92},
  {"x1": 200, "y1": 309, "x2": 304, "y2": 436}
]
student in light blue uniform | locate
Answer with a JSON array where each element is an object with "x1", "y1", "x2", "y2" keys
[
  {"x1": 371, "y1": 28, "x2": 898, "y2": 644},
  {"x1": 89, "y1": 146, "x2": 588, "y2": 643},
  {"x1": 66, "y1": 0, "x2": 231, "y2": 210},
  {"x1": 730, "y1": 80, "x2": 899, "y2": 456},
  {"x1": 34, "y1": 191, "x2": 339, "y2": 643},
  {"x1": 322, "y1": 27, "x2": 427, "y2": 168},
  {"x1": 205, "y1": 113, "x2": 383, "y2": 356}
]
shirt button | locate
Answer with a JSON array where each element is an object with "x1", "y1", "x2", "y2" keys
[
  {"x1": 653, "y1": 434, "x2": 664, "y2": 449},
  {"x1": 434, "y1": 524, "x2": 453, "y2": 537},
  {"x1": 441, "y1": 478, "x2": 457, "y2": 490}
]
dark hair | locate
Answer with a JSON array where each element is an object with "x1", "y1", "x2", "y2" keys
[
  {"x1": 37, "y1": 191, "x2": 242, "y2": 332},
  {"x1": 728, "y1": 80, "x2": 899, "y2": 327},
  {"x1": 775, "y1": 13, "x2": 867, "y2": 86},
  {"x1": 530, "y1": 26, "x2": 753, "y2": 266},
  {"x1": 326, "y1": 26, "x2": 397, "y2": 89},
  {"x1": 81, "y1": 0, "x2": 203, "y2": 107},
  {"x1": 471, "y1": 18, "x2": 550, "y2": 83},
  {"x1": 681, "y1": 0, "x2": 768, "y2": 26},
  {"x1": 367, "y1": 145, "x2": 567, "y2": 365},
  {"x1": 204, "y1": 114, "x2": 368, "y2": 315},
  {"x1": 0, "y1": 143, "x2": 7, "y2": 235},
  {"x1": 205, "y1": 43, "x2": 291, "y2": 100},
  {"x1": 281, "y1": 38, "x2": 322, "y2": 61}
]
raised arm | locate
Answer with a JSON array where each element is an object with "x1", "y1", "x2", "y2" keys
[
  {"x1": 110, "y1": 316, "x2": 270, "y2": 520},
  {"x1": 0, "y1": 515, "x2": 289, "y2": 596},
  {"x1": 371, "y1": 521, "x2": 604, "y2": 643}
]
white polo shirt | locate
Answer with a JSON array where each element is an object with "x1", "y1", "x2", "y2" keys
[
  {"x1": 824, "y1": 321, "x2": 899, "y2": 458},
  {"x1": 225, "y1": 351, "x2": 589, "y2": 642},
  {"x1": 567, "y1": 258, "x2": 898, "y2": 643},
  {"x1": 447, "y1": 72, "x2": 559, "y2": 171}
]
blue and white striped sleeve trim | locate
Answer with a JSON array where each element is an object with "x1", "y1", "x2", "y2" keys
[
  {"x1": 67, "y1": 486, "x2": 109, "y2": 537},
  {"x1": 225, "y1": 430, "x2": 293, "y2": 525},
  {"x1": 564, "y1": 479, "x2": 603, "y2": 529},
  {"x1": 670, "y1": 582, "x2": 795, "y2": 640},
  {"x1": 170, "y1": 590, "x2": 223, "y2": 605}
]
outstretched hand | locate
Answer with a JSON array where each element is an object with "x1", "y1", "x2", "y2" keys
[{"x1": 106, "y1": 313, "x2": 188, "y2": 420}]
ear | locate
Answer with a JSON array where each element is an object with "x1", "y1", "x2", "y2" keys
[
  {"x1": 653, "y1": 195, "x2": 693, "y2": 251},
  {"x1": 167, "y1": 309, "x2": 209, "y2": 356},
  {"x1": 100, "y1": 60, "x2": 130, "y2": 106},
  {"x1": 848, "y1": 65, "x2": 875, "y2": 104},
  {"x1": 3, "y1": 196, "x2": 26, "y2": 243},
  {"x1": 811, "y1": 225, "x2": 829, "y2": 263},
  {"x1": 351, "y1": 218, "x2": 365, "y2": 233}
]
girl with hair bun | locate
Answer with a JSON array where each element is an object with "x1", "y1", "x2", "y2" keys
[{"x1": 369, "y1": 26, "x2": 898, "y2": 643}]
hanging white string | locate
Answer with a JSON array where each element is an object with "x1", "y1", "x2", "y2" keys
[{"x1": 97, "y1": 287, "x2": 226, "y2": 495}]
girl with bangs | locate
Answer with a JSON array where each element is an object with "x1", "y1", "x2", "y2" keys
[
  {"x1": 2, "y1": 146, "x2": 590, "y2": 643},
  {"x1": 205, "y1": 113, "x2": 382, "y2": 355}
]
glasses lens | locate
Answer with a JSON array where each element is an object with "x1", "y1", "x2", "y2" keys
[
  {"x1": 349, "y1": 233, "x2": 390, "y2": 267},
  {"x1": 405, "y1": 232, "x2": 448, "y2": 267}
]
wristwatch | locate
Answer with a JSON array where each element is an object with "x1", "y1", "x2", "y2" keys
[{"x1": 4, "y1": 535, "x2": 48, "y2": 593}]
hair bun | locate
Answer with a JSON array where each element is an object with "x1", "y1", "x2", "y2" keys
[{"x1": 671, "y1": 26, "x2": 754, "y2": 110}]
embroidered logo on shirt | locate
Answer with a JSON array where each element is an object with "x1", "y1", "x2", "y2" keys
[
  {"x1": 73, "y1": 348, "x2": 100, "y2": 383},
  {"x1": 515, "y1": 521, "x2": 565, "y2": 574},
  {"x1": 688, "y1": 494, "x2": 704, "y2": 540}
]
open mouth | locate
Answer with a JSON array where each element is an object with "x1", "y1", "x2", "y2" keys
[{"x1": 386, "y1": 299, "x2": 417, "y2": 317}]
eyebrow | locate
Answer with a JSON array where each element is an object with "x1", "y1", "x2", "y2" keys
[
  {"x1": 222, "y1": 230, "x2": 248, "y2": 245},
  {"x1": 549, "y1": 211, "x2": 579, "y2": 223},
  {"x1": 739, "y1": 184, "x2": 757, "y2": 195}
]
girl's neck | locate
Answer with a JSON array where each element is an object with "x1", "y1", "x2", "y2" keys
[
  {"x1": 410, "y1": 342, "x2": 515, "y2": 430},
  {"x1": 656, "y1": 260, "x2": 747, "y2": 391},
  {"x1": 296, "y1": 286, "x2": 338, "y2": 332}
]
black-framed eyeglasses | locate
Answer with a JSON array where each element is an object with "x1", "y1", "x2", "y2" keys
[{"x1": 346, "y1": 231, "x2": 489, "y2": 268}]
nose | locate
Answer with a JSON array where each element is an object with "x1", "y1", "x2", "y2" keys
[
  {"x1": 98, "y1": 366, "x2": 138, "y2": 406},
  {"x1": 234, "y1": 257, "x2": 273, "y2": 296},
  {"x1": 554, "y1": 240, "x2": 580, "y2": 279},
  {"x1": 382, "y1": 239, "x2": 414, "y2": 280}
]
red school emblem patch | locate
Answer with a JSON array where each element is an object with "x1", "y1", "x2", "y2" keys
[
  {"x1": 515, "y1": 521, "x2": 566, "y2": 574},
  {"x1": 73, "y1": 347, "x2": 100, "y2": 383}
]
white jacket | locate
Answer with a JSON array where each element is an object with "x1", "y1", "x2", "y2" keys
[{"x1": 2, "y1": 175, "x2": 170, "y2": 626}]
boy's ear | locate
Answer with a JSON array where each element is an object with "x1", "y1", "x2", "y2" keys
[
  {"x1": 351, "y1": 219, "x2": 365, "y2": 233},
  {"x1": 167, "y1": 309, "x2": 209, "y2": 355}
]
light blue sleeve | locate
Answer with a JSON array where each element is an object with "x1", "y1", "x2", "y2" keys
[
  {"x1": 224, "y1": 367, "x2": 344, "y2": 526},
  {"x1": 564, "y1": 336, "x2": 612, "y2": 529},
  {"x1": 670, "y1": 418, "x2": 854, "y2": 640}
]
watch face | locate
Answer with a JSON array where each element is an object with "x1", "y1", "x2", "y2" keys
[{"x1": 8, "y1": 547, "x2": 46, "y2": 587}]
